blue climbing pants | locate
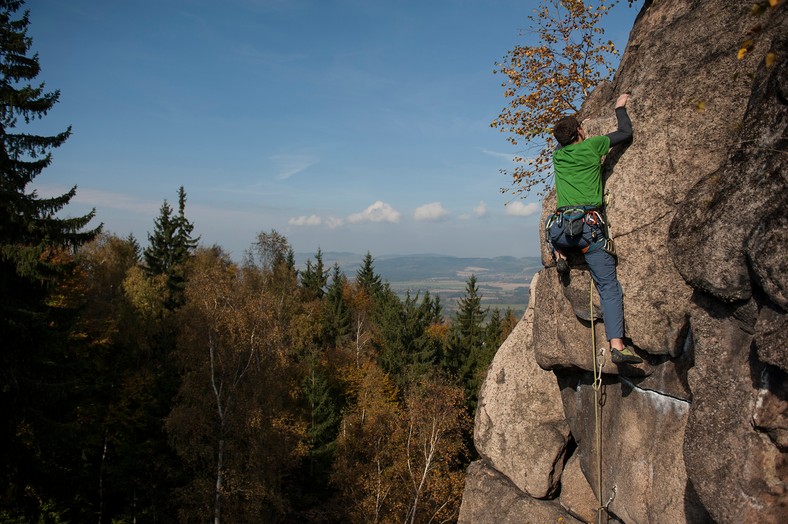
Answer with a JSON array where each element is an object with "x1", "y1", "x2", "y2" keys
[{"x1": 547, "y1": 218, "x2": 625, "y2": 340}]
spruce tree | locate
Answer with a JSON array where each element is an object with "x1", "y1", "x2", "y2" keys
[
  {"x1": 409, "y1": 291, "x2": 444, "y2": 377},
  {"x1": 0, "y1": 0, "x2": 99, "y2": 279},
  {"x1": 143, "y1": 186, "x2": 198, "y2": 308},
  {"x1": 448, "y1": 275, "x2": 488, "y2": 410},
  {"x1": 300, "y1": 247, "x2": 328, "y2": 300},
  {"x1": 355, "y1": 251, "x2": 383, "y2": 297},
  {"x1": 323, "y1": 262, "x2": 350, "y2": 348},
  {"x1": 0, "y1": 0, "x2": 99, "y2": 517},
  {"x1": 301, "y1": 352, "x2": 340, "y2": 495},
  {"x1": 173, "y1": 185, "x2": 198, "y2": 263},
  {"x1": 144, "y1": 198, "x2": 176, "y2": 274}
]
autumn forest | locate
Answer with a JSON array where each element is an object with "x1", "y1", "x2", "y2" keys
[
  {"x1": 1, "y1": 0, "x2": 631, "y2": 519},
  {"x1": 0, "y1": 1, "x2": 514, "y2": 517}
]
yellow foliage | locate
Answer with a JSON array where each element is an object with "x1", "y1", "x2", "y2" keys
[
  {"x1": 425, "y1": 321, "x2": 450, "y2": 343},
  {"x1": 765, "y1": 51, "x2": 777, "y2": 68},
  {"x1": 493, "y1": 0, "x2": 620, "y2": 196},
  {"x1": 738, "y1": 39, "x2": 754, "y2": 60},
  {"x1": 122, "y1": 266, "x2": 169, "y2": 319},
  {"x1": 332, "y1": 369, "x2": 469, "y2": 522}
]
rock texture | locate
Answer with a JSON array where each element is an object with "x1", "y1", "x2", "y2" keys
[
  {"x1": 459, "y1": 1, "x2": 787, "y2": 523},
  {"x1": 473, "y1": 272, "x2": 572, "y2": 499},
  {"x1": 458, "y1": 461, "x2": 582, "y2": 524}
]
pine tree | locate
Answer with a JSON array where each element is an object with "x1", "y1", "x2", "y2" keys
[
  {"x1": 143, "y1": 186, "x2": 198, "y2": 308},
  {"x1": 144, "y1": 198, "x2": 176, "y2": 274},
  {"x1": 323, "y1": 262, "x2": 351, "y2": 348},
  {"x1": 126, "y1": 232, "x2": 141, "y2": 261},
  {"x1": 374, "y1": 289, "x2": 409, "y2": 383},
  {"x1": 172, "y1": 185, "x2": 198, "y2": 264},
  {"x1": 300, "y1": 351, "x2": 341, "y2": 500},
  {"x1": 285, "y1": 247, "x2": 296, "y2": 274},
  {"x1": 0, "y1": 0, "x2": 100, "y2": 517},
  {"x1": 409, "y1": 291, "x2": 444, "y2": 378},
  {"x1": 0, "y1": 1, "x2": 99, "y2": 281},
  {"x1": 300, "y1": 247, "x2": 328, "y2": 300},
  {"x1": 356, "y1": 251, "x2": 383, "y2": 298},
  {"x1": 484, "y1": 308, "x2": 504, "y2": 356},
  {"x1": 447, "y1": 275, "x2": 488, "y2": 410}
]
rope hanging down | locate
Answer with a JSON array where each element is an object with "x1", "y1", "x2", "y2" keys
[
  {"x1": 592, "y1": 188, "x2": 616, "y2": 523},
  {"x1": 590, "y1": 278, "x2": 614, "y2": 523}
]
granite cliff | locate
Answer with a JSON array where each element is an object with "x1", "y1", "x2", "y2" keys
[{"x1": 458, "y1": 1, "x2": 787, "y2": 522}]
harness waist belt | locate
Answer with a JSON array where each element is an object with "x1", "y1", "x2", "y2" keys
[{"x1": 556, "y1": 205, "x2": 598, "y2": 214}]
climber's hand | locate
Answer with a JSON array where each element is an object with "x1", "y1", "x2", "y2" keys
[{"x1": 615, "y1": 94, "x2": 630, "y2": 109}]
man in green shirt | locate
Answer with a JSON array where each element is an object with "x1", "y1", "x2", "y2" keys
[{"x1": 547, "y1": 94, "x2": 642, "y2": 365}]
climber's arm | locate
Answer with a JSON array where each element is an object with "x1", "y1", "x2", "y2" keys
[{"x1": 606, "y1": 94, "x2": 632, "y2": 147}]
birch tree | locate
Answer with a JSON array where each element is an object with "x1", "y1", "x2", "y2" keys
[{"x1": 167, "y1": 247, "x2": 306, "y2": 523}]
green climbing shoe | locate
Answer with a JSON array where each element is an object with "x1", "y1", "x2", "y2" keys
[{"x1": 611, "y1": 347, "x2": 643, "y2": 364}]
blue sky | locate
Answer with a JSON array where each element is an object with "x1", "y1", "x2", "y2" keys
[{"x1": 27, "y1": 0, "x2": 637, "y2": 259}]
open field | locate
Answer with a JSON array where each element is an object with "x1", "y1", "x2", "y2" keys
[{"x1": 295, "y1": 252, "x2": 542, "y2": 318}]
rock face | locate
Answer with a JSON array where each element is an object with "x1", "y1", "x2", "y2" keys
[
  {"x1": 459, "y1": 1, "x2": 787, "y2": 523},
  {"x1": 473, "y1": 272, "x2": 572, "y2": 499}
]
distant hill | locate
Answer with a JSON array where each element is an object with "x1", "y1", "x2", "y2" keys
[{"x1": 294, "y1": 252, "x2": 542, "y2": 317}]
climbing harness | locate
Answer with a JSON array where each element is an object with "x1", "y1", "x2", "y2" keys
[
  {"x1": 545, "y1": 205, "x2": 614, "y2": 258},
  {"x1": 580, "y1": 210, "x2": 612, "y2": 255},
  {"x1": 590, "y1": 278, "x2": 615, "y2": 523},
  {"x1": 559, "y1": 206, "x2": 589, "y2": 237}
]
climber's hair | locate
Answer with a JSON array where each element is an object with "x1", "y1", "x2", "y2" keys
[{"x1": 554, "y1": 116, "x2": 581, "y2": 147}]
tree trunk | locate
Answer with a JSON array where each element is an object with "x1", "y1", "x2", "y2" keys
[{"x1": 215, "y1": 436, "x2": 224, "y2": 524}]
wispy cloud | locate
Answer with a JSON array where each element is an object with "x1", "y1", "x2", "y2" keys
[
  {"x1": 414, "y1": 202, "x2": 449, "y2": 222},
  {"x1": 271, "y1": 154, "x2": 317, "y2": 180},
  {"x1": 505, "y1": 201, "x2": 540, "y2": 217},
  {"x1": 288, "y1": 214, "x2": 322, "y2": 226},
  {"x1": 347, "y1": 201, "x2": 401, "y2": 224},
  {"x1": 481, "y1": 149, "x2": 516, "y2": 161},
  {"x1": 482, "y1": 149, "x2": 538, "y2": 167},
  {"x1": 34, "y1": 185, "x2": 161, "y2": 216}
]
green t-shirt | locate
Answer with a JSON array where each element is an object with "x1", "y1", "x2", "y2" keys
[{"x1": 553, "y1": 135, "x2": 610, "y2": 208}]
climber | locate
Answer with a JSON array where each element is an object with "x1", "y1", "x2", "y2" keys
[{"x1": 545, "y1": 94, "x2": 642, "y2": 365}]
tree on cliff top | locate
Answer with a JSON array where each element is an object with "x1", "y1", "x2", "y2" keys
[{"x1": 492, "y1": 0, "x2": 619, "y2": 197}]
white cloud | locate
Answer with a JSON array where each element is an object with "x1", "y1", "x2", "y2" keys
[
  {"x1": 474, "y1": 201, "x2": 489, "y2": 218},
  {"x1": 347, "y1": 201, "x2": 401, "y2": 224},
  {"x1": 414, "y1": 202, "x2": 449, "y2": 222},
  {"x1": 505, "y1": 201, "x2": 540, "y2": 217},
  {"x1": 288, "y1": 214, "x2": 322, "y2": 226},
  {"x1": 325, "y1": 216, "x2": 344, "y2": 229}
]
